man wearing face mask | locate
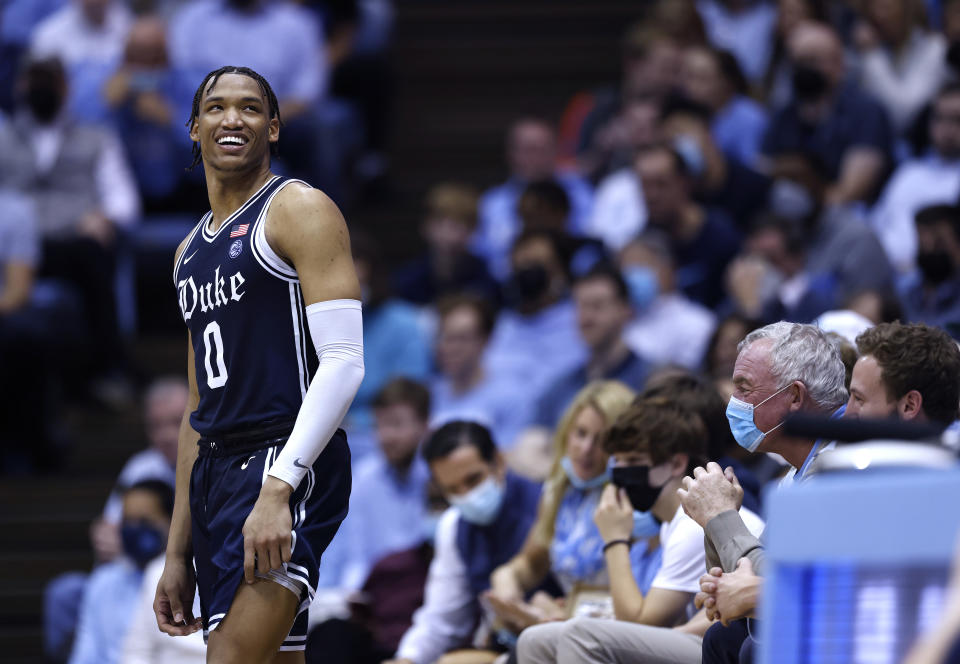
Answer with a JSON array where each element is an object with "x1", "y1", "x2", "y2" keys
[
  {"x1": 618, "y1": 232, "x2": 716, "y2": 370},
  {"x1": 0, "y1": 56, "x2": 140, "y2": 398},
  {"x1": 69, "y1": 480, "x2": 174, "y2": 664},
  {"x1": 516, "y1": 397, "x2": 763, "y2": 664},
  {"x1": 871, "y1": 84, "x2": 960, "y2": 273},
  {"x1": 900, "y1": 204, "x2": 960, "y2": 337},
  {"x1": 387, "y1": 421, "x2": 542, "y2": 664},
  {"x1": 761, "y1": 21, "x2": 892, "y2": 205},
  {"x1": 677, "y1": 322, "x2": 847, "y2": 663},
  {"x1": 485, "y1": 230, "x2": 587, "y2": 406}
]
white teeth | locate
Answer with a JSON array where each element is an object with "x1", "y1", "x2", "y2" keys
[{"x1": 217, "y1": 136, "x2": 246, "y2": 145}]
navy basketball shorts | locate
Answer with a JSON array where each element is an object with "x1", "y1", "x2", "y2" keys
[{"x1": 190, "y1": 424, "x2": 351, "y2": 651}]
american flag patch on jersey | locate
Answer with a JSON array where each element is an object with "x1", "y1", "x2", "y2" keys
[{"x1": 229, "y1": 223, "x2": 249, "y2": 238}]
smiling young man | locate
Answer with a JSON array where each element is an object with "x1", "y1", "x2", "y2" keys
[{"x1": 153, "y1": 66, "x2": 365, "y2": 664}]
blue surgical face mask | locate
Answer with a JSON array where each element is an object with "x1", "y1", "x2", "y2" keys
[
  {"x1": 561, "y1": 456, "x2": 609, "y2": 491},
  {"x1": 632, "y1": 510, "x2": 662, "y2": 538},
  {"x1": 674, "y1": 134, "x2": 707, "y2": 178},
  {"x1": 450, "y1": 475, "x2": 505, "y2": 526},
  {"x1": 121, "y1": 521, "x2": 166, "y2": 568},
  {"x1": 725, "y1": 384, "x2": 791, "y2": 452},
  {"x1": 623, "y1": 265, "x2": 660, "y2": 312}
]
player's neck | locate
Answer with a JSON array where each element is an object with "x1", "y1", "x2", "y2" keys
[{"x1": 205, "y1": 166, "x2": 274, "y2": 230}]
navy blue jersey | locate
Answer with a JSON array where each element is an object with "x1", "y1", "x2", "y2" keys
[{"x1": 173, "y1": 175, "x2": 318, "y2": 436}]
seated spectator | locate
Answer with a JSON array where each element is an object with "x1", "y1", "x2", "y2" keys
[
  {"x1": 702, "y1": 313, "x2": 762, "y2": 397},
  {"x1": 431, "y1": 295, "x2": 530, "y2": 449},
  {"x1": 618, "y1": 232, "x2": 716, "y2": 370},
  {"x1": 69, "y1": 480, "x2": 173, "y2": 664},
  {"x1": 517, "y1": 396, "x2": 764, "y2": 663},
  {"x1": 0, "y1": 56, "x2": 140, "y2": 396},
  {"x1": 659, "y1": 94, "x2": 771, "y2": 230},
  {"x1": 344, "y1": 232, "x2": 431, "y2": 460},
  {"x1": 760, "y1": 0, "x2": 831, "y2": 109},
  {"x1": 725, "y1": 215, "x2": 841, "y2": 324},
  {"x1": 640, "y1": 371, "x2": 766, "y2": 512},
  {"x1": 636, "y1": 143, "x2": 741, "y2": 308},
  {"x1": 473, "y1": 118, "x2": 593, "y2": 280},
  {"x1": 871, "y1": 83, "x2": 960, "y2": 272},
  {"x1": 484, "y1": 230, "x2": 586, "y2": 406},
  {"x1": 70, "y1": 16, "x2": 204, "y2": 213},
  {"x1": 761, "y1": 21, "x2": 893, "y2": 205},
  {"x1": 488, "y1": 381, "x2": 660, "y2": 633},
  {"x1": 696, "y1": 0, "x2": 777, "y2": 84},
  {"x1": 584, "y1": 95, "x2": 661, "y2": 251},
  {"x1": 846, "y1": 322, "x2": 960, "y2": 426},
  {"x1": 0, "y1": 189, "x2": 63, "y2": 472},
  {"x1": 318, "y1": 378, "x2": 431, "y2": 591},
  {"x1": 93, "y1": 377, "x2": 186, "y2": 563},
  {"x1": 387, "y1": 421, "x2": 543, "y2": 664},
  {"x1": 393, "y1": 183, "x2": 498, "y2": 306},
  {"x1": 534, "y1": 264, "x2": 653, "y2": 428},
  {"x1": 30, "y1": 0, "x2": 132, "y2": 69},
  {"x1": 566, "y1": 25, "x2": 680, "y2": 180},
  {"x1": 900, "y1": 204, "x2": 960, "y2": 337},
  {"x1": 854, "y1": 0, "x2": 947, "y2": 132},
  {"x1": 678, "y1": 322, "x2": 847, "y2": 660},
  {"x1": 121, "y1": 555, "x2": 205, "y2": 663},
  {"x1": 680, "y1": 45, "x2": 768, "y2": 167}
]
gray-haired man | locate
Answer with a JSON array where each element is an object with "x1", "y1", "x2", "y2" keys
[{"x1": 677, "y1": 322, "x2": 847, "y2": 662}]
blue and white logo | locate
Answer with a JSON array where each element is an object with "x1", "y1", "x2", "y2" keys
[{"x1": 229, "y1": 239, "x2": 243, "y2": 259}]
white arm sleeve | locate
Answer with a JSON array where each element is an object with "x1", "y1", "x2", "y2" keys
[{"x1": 267, "y1": 299, "x2": 364, "y2": 489}]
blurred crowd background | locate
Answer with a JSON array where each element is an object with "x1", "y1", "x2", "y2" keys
[{"x1": 6, "y1": 0, "x2": 960, "y2": 662}]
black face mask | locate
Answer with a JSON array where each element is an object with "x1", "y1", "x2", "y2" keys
[
  {"x1": 508, "y1": 264, "x2": 550, "y2": 305},
  {"x1": 611, "y1": 465, "x2": 664, "y2": 513},
  {"x1": 792, "y1": 65, "x2": 829, "y2": 102},
  {"x1": 227, "y1": 0, "x2": 259, "y2": 9},
  {"x1": 917, "y1": 250, "x2": 955, "y2": 284},
  {"x1": 26, "y1": 84, "x2": 63, "y2": 123}
]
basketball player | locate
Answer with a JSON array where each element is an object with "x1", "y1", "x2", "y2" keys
[{"x1": 152, "y1": 66, "x2": 365, "y2": 664}]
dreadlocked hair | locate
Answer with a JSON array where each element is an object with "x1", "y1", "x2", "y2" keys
[{"x1": 185, "y1": 66, "x2": 282, "y2": 171}]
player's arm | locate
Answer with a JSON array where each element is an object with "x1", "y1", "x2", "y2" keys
[
  {"x1": 154, "y1": 237, "x2": 203, "y2": 636},
  {"x1": 241, "y1": 184, "x2": 364, "y2": 581}
]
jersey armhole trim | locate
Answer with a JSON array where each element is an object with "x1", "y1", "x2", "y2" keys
[
  {"x1": 172, "y1": 215, "x2": 208, "y2": 287},
  {"x1": 250, "y1": 179, "x2": 310, "y2": 282}
]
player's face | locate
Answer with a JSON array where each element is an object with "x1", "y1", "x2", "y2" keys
[{"x1": 190, "y1": 73, "x2": 278, "y2": 173}]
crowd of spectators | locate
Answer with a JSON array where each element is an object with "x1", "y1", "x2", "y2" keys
[{"x1": 11, "y1": 0, "x2": 960, "y2": 663}]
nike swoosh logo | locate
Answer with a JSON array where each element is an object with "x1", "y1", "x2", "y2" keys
[
  {"x1": 293, "y1": 458, "x2": 307, "y2": 470},
  {"x1": 241, "y1": 455, "x2": 256, "y2": 470},
  {"x1": 182, "y1": 249, "x2": 199, "y2": 265}
]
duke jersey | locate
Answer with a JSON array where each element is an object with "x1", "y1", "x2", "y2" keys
[{"x1": 172, "y1": 175, "x2": 318, "y2": 436}]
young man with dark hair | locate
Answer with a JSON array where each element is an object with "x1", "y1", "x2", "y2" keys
[
  {"x1": 154, "y1": 66, "x2": 365, "y2": 664},
  {"x1": 388, "y1": 421, "x2": 541, "y2": 664},
  {"x1": 431, "y1": 294, "x2": 529, "y2": 448},
  {"x1": 319, "y1": 378, "x2": 432, "y2": 590},
  {"x1": 901, "y1": 204, "x2": 960, "y2": 336},
  {"x1": 517, "y1": 397, "x2": 764, "y2": 664},
  {"x1": 846, "y1": 322, "x2": 960, "y2": 425},
  {"x1": 534, "y1": 262, "x2": 652, "y2": 428}
]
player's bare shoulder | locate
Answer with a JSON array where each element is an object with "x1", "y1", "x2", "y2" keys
[{"x1": 265, "y1": 182, "x2": 349, "y2": 262}]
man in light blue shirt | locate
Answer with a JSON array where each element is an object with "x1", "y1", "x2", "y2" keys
[
  {"x1": 318, "y1": 379, "x2": 432, "y2": 590},
  {"x1": 473, "y1": 118, "x2": 593, "y2": 280},
  {"x1": 69, "y1": 480, "x2": 173, "y2": 664}
]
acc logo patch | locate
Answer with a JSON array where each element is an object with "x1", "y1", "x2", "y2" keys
[{"x1": 229, "y1": 239, "x2": 243, "y2": 259}]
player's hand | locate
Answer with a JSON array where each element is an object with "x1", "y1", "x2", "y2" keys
[
  {"x1": 154, "y1": 555, "x2": 202, "y2": 636},
  {"x1": 677, "y1": 463, "x2": 743, "y2": 528},
  {"x1": 593, "y1": 484, "x2": 634, "y2": 543},
  {"x1": 243, "y1": 476, "x2": 294, "y2": 584}
]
